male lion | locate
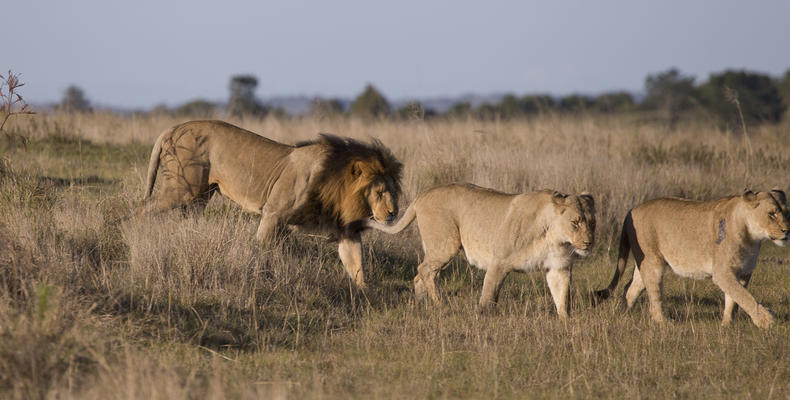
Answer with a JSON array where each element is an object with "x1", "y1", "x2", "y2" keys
[
  {"x1": 364, "y1": 183, "x2": 595, "y2": 317},
  {"x1": 141, "y1": 120, "x2": 403, "y2": 288},
  {"x1": 595, "y1": 190, "x2": 790, "y2": 328}
]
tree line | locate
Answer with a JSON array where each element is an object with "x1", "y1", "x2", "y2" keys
[{"x1": 59, "y1": 67, "x2": 790, "y2": 128}]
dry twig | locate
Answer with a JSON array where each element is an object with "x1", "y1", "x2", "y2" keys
[{"x1": 0, "y1": 69, "x2": 36, "y2": 149}]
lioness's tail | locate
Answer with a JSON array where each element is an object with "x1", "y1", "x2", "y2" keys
[
  {"x1": 365, "y1": 202, "x2": 417, "y2": 234},
  {"x1": 143, "y1": 127, "x2": 172, "y2": 200},
  {"x1": 594, "y1": 211, "x2": 633, "y2": 301}
]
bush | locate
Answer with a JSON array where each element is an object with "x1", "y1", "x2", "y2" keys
[
  {"x1": 350, "y1": 84, "x2": 390, "y2": 120},
  {"x1": 697, "y1": 69, "x2": 784, "y2": 127},
  {"x1": 642, "y1": 68, "x2": 696, "y2": 129}
]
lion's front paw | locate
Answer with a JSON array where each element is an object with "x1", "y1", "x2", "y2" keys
[{"x1": 753, "y1": 305, "x2": 775, "y2": 328}]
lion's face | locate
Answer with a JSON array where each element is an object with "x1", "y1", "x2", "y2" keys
[
  {"x1": 552, "y1": 192, "x2": 596, "y2": 256},
  {"x1": 744, "y1": 190, "x2": 790, "y2": 246},
  {"x1": 366, "y1": 176, "x2": 399, "y2": 224}
]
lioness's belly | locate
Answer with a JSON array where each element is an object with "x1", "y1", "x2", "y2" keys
[
  {"x1": 666, "y1": 261, "x2": 712, "y2": 279},
  {"x1": 463, "y1": 242, "x2": 567, "y2": 272}
]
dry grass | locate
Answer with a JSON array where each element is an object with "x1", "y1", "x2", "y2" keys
[{"x1": 1, "y1": 112, "x2": 790, "y2": 398}]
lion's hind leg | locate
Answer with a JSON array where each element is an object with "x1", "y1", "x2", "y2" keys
[{"x1": 138, "y1": 185, "x2": 193, "y2": 217}]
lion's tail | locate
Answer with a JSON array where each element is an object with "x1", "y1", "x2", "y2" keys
[
  {"x1": 594, "y1": 211, "x2": 633, "y2": 302},
  {"x1": 143, "y1": 127, "x2": 172, "y2": 200},
  {"x1": 365, "y1": 201, "x2": 417, "y2": 234}
]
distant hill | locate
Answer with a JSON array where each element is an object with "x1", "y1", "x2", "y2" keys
[{"x1": 261, "y1": 93, "x2": 509, "y2": 116}]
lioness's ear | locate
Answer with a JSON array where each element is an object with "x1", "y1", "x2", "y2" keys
[
  {"x1": 552, "y1": 191, "x2": 567, "y2": 205},
  {"x1": 770, "y1": 188, "x2": 787, "y2": 205},
  {"x1": 579, "y1": 192, "x2": 595, "y2": 212},
  {"x1": 743, "y1": 190, "x2": 757, "y2": 202}
]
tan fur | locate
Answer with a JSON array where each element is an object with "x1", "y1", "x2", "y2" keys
[
  {"x1": 595, "y1": 190, "x2": 790, "y2": 328},
  {"x1": 140, "y1": 120, "x2": 403, "y2": 287},
  {"x1": 365, "y1": 183, "x2": 595, "y2": 317}
]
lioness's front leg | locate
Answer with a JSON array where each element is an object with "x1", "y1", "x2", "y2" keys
[
  {"x1": 713, "y1": 270, "x2": 772, "y2": 328},
  {"x1": 479, "y1": 267, "x2": 508, "y2": 310},
  {"x1": 338, "y1": 231, "x2": 366, "y2": 288},
  {"x1": 546, "y1": 268, "x2": 571, "y2": 319},
  {"x1": 721, "y1": 274, "x2": 751, "y2": 326}
]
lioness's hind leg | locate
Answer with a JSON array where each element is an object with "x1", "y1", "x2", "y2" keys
[
  {"x1": 414, "y1": 259, "x2": 447, "y2": 304},
  {"x1": 623, "y1": 264, "x2": 646, "y2": 311},
  {"x1": 639, "y1": 257, "x2": 667, "y2": 323},
  {"x1": 722, "y1": 274, "x2": 751, "y2": 326},
  {"x1": 414, "y1": 213, "x2": 460, "y2": 305},
  {"x1": 546, "y1": 268, "x2": 571, "y2": 318}
]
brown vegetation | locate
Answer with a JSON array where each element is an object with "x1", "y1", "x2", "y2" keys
[{"x1": 1, "y1": 112, "x2": 789, "y2": 398}]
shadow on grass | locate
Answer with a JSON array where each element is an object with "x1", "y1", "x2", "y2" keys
[{"x1": 38, "y1": 175, "x2": 117, "y2": 188}]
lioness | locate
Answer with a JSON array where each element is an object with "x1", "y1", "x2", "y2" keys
[
  {"x1": 364, "y1": 183, "x2": 595, "y2": 317},
  {"x1": 595, "y1": 190, "x2": 789, "y2": 328},
  {"x1": 141, "y1": 120, "x2": 403, "y2": 288}
]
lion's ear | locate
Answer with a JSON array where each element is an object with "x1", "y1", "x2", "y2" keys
[
  {"x1": 743, "y1": 190, "x2": 757, "y2": 201},
  {"x1": 351, "y1": 161, "x2": 365, "y2": 179}
]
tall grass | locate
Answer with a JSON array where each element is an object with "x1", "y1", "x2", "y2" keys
[{"x1": 0, "y1": 113, "x2": 789, "y2": 398}]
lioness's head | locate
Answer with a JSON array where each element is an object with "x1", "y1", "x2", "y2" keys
[
  {"x1": 743, "y1": 189, "x2": 790, "y2": 246},
  {"x1": 551, "y1": 191, "x2": 596, "y2": 256}
]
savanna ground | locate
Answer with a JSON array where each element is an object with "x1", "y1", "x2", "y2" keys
[{"x1": 1, "y1": 112, "x2": 790, "y2": 399}]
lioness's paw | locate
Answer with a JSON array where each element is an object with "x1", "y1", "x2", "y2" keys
[
  {"x1": 753, "y1": 306, "x2": 775, "y2": 328},
  {"x1": 413, "y1": 277, "x2": 428, "y2": 301}
]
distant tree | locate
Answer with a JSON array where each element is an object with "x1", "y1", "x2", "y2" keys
[
  {"x1": 558, "y1": 94, "x2": 595, "y2": 113},
  {"x1": 309, "y1": 97, "x2": 345, "y2": 119},
  {"x1": 228, "y1": 74, "x2": 267, "y2": 117},
  {"x1": 779, "y1": 69, "x2": 790, "y2": 118},
  {"x1": 447, "y1": 101, "x2": 472, "y2": 118},
  {"x1": 497, "y1": 94, "x2": 523, "y2": 119},
  {"x1": 593, "y1": 91, "x2": 635, "y2": 114},
  {"x1": 395, "y1": 101, "x2": 435, "y2": 121},
  {"x1": 519, "y1": 95, "x2": 555, "y2": 114},
  {"x1": 697, "y1": 69, "x2": 784, "y2": 127},
  {"x1": 350, "y1": 84, "x2": 390, "y2": 120},
  {"x1": 474, "y1": 103, "x2": 499, "y2": 121},
  {"x1": 60, "y1": 85, "x2": 91, "y2": 112},
  {"x1": 174, "y1": 99, "x2": 217, "y2": 117},
  {"x1": 269, "y1": 107, "x2": 290, "y2": 119},
  {"x1": 497, "y1": 94, "x2": 555, "y2": 118},
  {"x1": 643, "y1": 68, "x2": 696, "y2": 129}
]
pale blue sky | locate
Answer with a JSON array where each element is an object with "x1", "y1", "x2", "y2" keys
[{"x1": 7, "y1": 0, "x2": 790, "y2": 108}]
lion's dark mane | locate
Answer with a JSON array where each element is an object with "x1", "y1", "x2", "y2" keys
[{"x1": 288, "y1": 134, "x2": 403, "y2": 236}]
